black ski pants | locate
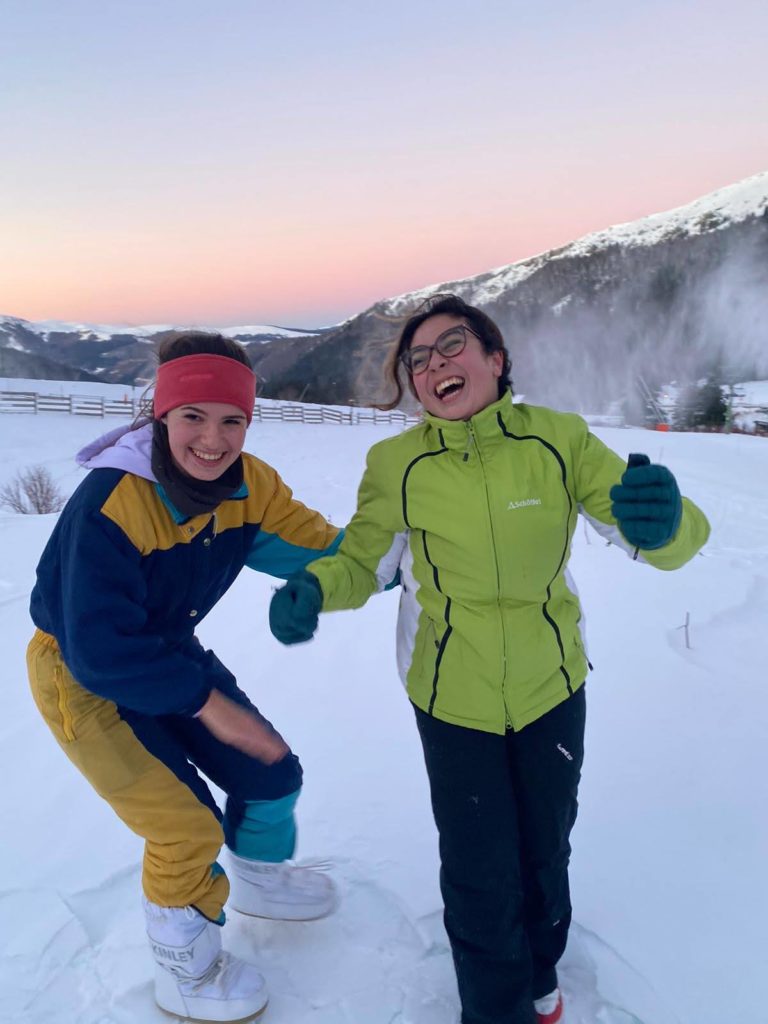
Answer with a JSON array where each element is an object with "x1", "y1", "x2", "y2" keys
[{"x1": 413, "y1": 687, "x2": 586, "y2": 1024}]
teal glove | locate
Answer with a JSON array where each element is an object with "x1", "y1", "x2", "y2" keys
[
  {"x1": 609, "y1": 453, "x2": 682, "y2": 550},
  {"x1": 269, "y1": 570, "x2": 323, "y2": 645}
]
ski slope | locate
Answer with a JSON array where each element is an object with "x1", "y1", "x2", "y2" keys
[{"x1": 1, "y1": 409, "x2": 765, "y2": 1024}]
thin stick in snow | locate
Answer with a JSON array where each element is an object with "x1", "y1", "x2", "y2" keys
[{"x1": 676, "y1": 610, "x2": 691, "y2": 649}]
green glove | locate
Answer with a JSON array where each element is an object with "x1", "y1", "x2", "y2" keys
[
  {"x1": 269, "y1": 570, "x2": 323, "y2": 645},
  {"x1": 609, "y1": 453, "x2": 682, "y2": 550}
]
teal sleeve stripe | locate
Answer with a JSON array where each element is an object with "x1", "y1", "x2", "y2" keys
[{"x1": 246, "y1": 528, "x2": 343, "y2": 580}]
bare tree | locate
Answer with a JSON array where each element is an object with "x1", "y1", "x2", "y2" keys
[{"x1": 0, "y1": 466, "x2": 67, "y2": 514}]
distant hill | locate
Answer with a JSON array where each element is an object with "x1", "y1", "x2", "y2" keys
[
  {"x1": 0, "y1": 345, "x2": 100, "y2": 382},
  {"x1": 0, "y1": 317, "x2": 324, "y2": 386}
]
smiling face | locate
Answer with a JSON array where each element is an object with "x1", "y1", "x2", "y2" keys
[
  {"x1": 163, "y1": 402, "x2": 248, "y2": 480},
  {"x1": 408, "y1": 313, "x2": 503, "y2": 420}
]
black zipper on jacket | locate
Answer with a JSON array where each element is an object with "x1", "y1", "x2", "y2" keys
[{"x1": 496, "y1": 413, "x2": 575, "y2": 697}]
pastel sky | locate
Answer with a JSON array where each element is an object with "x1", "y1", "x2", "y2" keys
[{"x1": 1, "y1": 0, "x2": 766, "y2": 329}]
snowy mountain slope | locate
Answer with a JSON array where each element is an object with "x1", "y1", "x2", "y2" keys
[{"x1": 383, "y1": 170, "x2": 768, "y2": 314}]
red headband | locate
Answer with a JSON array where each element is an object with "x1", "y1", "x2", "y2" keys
[{"x1": 153, "y1": 354, "x2": 256, "y2": 424}]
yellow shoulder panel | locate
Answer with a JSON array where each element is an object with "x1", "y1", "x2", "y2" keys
[
  {"x1": 211, "y1": 455, "x2": 276, "y2": 536},
  {"x1": 101, "y1": 475, "x2": 187, "y2": 555}
]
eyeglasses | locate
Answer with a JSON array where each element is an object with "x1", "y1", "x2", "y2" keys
[{"x1": 400, "y1": 324, "x2": 480, "y2": 375}]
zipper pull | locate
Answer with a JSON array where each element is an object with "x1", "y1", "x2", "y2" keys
[{"x1": 463, "y1": 425, "x2": 474, "y2": 462}]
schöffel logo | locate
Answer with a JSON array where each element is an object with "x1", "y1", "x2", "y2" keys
[{"x1": 507, "y1": 498, "x2": 542, "y2": 511}]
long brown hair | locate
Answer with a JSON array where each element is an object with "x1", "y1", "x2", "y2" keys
[{"x1": 378, "y1": 294, "x2": 512, "y2": 410}]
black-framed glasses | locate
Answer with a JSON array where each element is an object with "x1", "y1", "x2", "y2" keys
[{"x1": 400, "y1": 324, "x2": 480, "y2": 375}]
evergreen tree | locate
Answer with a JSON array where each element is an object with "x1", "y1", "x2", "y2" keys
[
  {"x1": 672, "y1": 377, "x2": 727, "y2": 430},
  {"x1": 697, "y1": 378, "x2": 727, "y2": 428}
]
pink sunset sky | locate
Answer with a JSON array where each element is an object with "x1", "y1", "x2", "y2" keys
[{"x1": 1, "y1": 0, "x2": 766, "y2": 330}]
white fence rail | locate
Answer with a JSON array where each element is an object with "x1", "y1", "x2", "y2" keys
[
  {"x1": 0, "y1": 390, "x2": 420, "y2": 429},
  {"x1": 1, "y1": 391, "x2": 141, "y2": 417}
]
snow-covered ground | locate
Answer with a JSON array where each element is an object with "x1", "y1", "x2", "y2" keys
[{"x1": 1, "y1": 407, "x2": 766, "y2": 1024}]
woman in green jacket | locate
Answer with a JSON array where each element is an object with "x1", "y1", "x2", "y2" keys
[{"x1": 269, "y1": 294, "x2": 710, "y2": 1024}]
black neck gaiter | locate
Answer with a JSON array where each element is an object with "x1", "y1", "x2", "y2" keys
[{"x1": 151, "y1": 420, "x2": 244, "y2": 519}]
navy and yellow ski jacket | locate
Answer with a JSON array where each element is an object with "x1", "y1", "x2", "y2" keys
[{"x1": 31, "y1": 423, "x2": 341, "y2": 717}]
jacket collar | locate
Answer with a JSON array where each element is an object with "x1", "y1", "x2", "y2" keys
[
  {"x1": 76, "y1": 419, "x2": 248, "y2": 523},
  {"x1": 423, "y1": 391, "x2": 516, "y2": 453}
]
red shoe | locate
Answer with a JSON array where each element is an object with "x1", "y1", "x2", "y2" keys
[{"x1": 534, "y1": 988, "x2": 563, "y2": 1024}]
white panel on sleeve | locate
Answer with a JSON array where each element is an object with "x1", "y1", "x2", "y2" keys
[
  {"x1": 395, "y1": 538, "x2": 420, "y2": 688},
  {"x1": 578, "y1": 505, "x2": 647, "y2": 563},
  {"x1": 374, "y1": 530, "x2": 407, "y2": 592}
]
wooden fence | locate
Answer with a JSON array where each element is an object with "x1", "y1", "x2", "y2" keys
[
  {"x1": 0, "y1": 390, "x2": 420, "y2": 429},
  {"x1": 1, "y1": 391, "x2": 141, "y2": 417}
]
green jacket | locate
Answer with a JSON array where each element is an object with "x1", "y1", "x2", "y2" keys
[{"x1": 309, "y1": 394, "x2": 710, "y2": 733}]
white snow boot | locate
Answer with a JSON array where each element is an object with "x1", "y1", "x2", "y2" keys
[
  {"x1": 227, "y1": 852, "x2": 338, "y2": 921},
  {"x1": 144, "y1": 897, "x2": 268, "y2": 1022}
]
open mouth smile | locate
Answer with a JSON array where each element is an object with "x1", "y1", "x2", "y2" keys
[
  {"x1": 434, "y1": 376, "x2": 466, "y2": 401},
  {"x1": 190, "y1": 448, "x2": 225, "y2": 463}
]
